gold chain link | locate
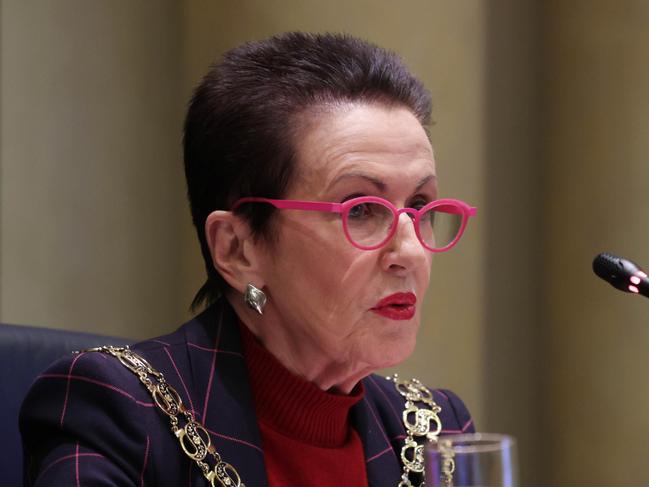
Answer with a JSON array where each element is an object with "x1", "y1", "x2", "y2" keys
[
  {"x1": 79, "y1": 346, "x2": 245, "y2": 487},
  {"x1": 387, "y1": 374, "x2": 453, "y2": 487}
]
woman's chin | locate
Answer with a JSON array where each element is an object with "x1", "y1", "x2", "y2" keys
[{"x1": 366, "y1": 332, "x2": 418, "y2": 371}]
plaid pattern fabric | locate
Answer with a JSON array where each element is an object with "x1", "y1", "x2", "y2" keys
[{"x1": 20, "y1": 300, "x2": 474, "y2": 486}]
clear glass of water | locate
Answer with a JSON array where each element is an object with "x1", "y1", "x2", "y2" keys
[{"x1": 425, "y1": 433, "x2": 518, "y2": 487}]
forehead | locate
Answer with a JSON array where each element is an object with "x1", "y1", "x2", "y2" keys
[{"x1": 291, "y1": 103, "x2": 435, "y2": 195}]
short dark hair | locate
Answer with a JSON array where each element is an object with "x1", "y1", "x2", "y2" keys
[{"x1": 183, "y1": 32, "x2": 432, "y2": 309}]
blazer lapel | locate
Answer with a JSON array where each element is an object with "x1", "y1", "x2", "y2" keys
[{"x1": 183, "y1": 301, "x2": 269, "y2": 487}]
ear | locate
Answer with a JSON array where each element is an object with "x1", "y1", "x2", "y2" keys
[{"x1": 204, "y1": 211, "x2": 266, "y2": 294}]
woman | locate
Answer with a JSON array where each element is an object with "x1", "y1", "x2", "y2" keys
[{"x1": 21, "y1": 32, "x2": 476, "y2": 487}]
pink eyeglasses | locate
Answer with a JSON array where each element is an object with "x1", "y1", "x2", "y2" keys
[{"x1": 232, "y1": 196, "x2": 477, "y2": 252}]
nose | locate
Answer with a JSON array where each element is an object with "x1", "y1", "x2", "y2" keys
[{"x1": 381, "y1": 212, "x2": 428, "y2": 274}]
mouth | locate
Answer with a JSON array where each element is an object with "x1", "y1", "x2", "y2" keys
[{"x1": 370, "y1": 292, "x2": 417, "y2": 320}]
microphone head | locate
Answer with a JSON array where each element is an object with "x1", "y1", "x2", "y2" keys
[
  {"x1": 593, "y1": 252, "x2": 621, "y2": 279},
  {"x1": 593, "y1": 252, "x2": 642, "y2": 292}
]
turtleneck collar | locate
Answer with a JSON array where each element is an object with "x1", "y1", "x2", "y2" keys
[{"x1": 239, "y1": 321, "x2": 365, "y2": 447}]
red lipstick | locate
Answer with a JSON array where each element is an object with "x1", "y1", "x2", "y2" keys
[{"x1": 371, "y1": 292, "x2": 417, "y2": 320}]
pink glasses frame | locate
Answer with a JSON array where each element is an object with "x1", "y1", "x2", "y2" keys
[{"x1": 232, "y1": 196, "x2": 477, "y2": 252}]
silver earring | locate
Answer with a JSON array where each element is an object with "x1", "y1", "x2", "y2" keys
[{"x1": 244, "y1": 283, "x2": 267, "y2": 315}]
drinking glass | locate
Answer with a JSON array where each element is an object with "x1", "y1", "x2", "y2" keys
[{"x1": 425, "y1": 433, "x2": 518, "y2": 487}]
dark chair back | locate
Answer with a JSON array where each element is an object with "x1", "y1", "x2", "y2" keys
[{"x1": 0, "y1": 323, "x2": 132, "y2": 487}]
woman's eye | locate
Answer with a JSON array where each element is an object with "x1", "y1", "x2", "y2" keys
[
  {"x1": 348, "y1": 203, "x2": 373, "y2": 219},
  {"x1": 409, "y1": 198, "x2": 430, "y2": 210}
]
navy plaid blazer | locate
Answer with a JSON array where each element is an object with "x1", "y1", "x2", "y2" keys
[{"x1": 20, "y1": 299, "x2": 474, "y2": 486}]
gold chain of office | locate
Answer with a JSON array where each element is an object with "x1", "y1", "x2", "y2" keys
[
  {"x1": 80, "y1": 346, "x2": 454, "y2": 487},
  {"x1": 386, "y1": 374, "x2": 455, "y2": 487},
  {"x1": 80, "y1": 345, "x2": 244, "y2": 487}
]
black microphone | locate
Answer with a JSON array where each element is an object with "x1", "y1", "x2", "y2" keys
[{"x1": 593, "y1": 252, "x2": 649, "y2": 298}]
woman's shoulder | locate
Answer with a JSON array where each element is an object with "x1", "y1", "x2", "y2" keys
[
  {"x1": 362, "y1": 374, "x2": 475, "y2": 435},
  {"x1": 20, "y1": 320, "x2": 194, "y2": 413},
  {"x1": 19, "y1": 311, "x2": 215, "y2": 442},
  {"x1": 21, "y1": 347, "x2": 152, "y2": 415},
  {"x1": 19, "y1": 348, "x2": 161, "y2": 485},
  {"x1": 18, "y1": 318, "x2": 213, "y2": 486}
]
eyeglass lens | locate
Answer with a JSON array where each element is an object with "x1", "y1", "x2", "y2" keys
[{"x1": 345, "y1": 201, "x2": 462, "y2": 249}]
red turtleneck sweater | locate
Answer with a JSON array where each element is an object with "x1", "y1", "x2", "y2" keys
[{"x1": 240, "y1": 323, "x2": 368, "y2": 486}]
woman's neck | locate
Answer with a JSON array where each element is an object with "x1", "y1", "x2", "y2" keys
[{"x1": 228, "y1": 297, "x2": 374, "y2": 394}]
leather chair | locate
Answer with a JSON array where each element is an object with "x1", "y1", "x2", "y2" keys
[{"x1": 0, "y1": 323, "x2": 132, "y2": 487}]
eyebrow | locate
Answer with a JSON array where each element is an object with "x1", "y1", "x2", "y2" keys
[{"x1": 328, "y1": 172, "x2": 437, "y2": 193}]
